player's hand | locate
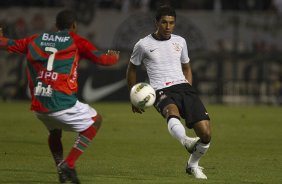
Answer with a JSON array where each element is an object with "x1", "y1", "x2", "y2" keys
[
  {"x1": 131, "y1": 104, "x2": 145, "y2": 114},
  {"x1": 107, "y1": 50, "x2": 120, "y2": 60}
]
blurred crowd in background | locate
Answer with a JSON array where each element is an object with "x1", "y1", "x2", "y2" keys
[
  {"x1": 0, "y1": 0, "x2": 282, "y2": 105},
  {"x1": 0, "y1": 0, "x2": 282, "y2": 13}
]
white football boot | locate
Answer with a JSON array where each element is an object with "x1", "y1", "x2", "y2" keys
[
  {"x1": 186, "y1": 166, "x2": 207, "y2": 179},
  {"x1": 182, "y1": 137, "x2": 200, "y2": 154}
]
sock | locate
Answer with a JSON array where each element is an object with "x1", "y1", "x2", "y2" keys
[
  {"x1": 65, "y1": 125, "x2": 97, "y2": 168},
  {"x1": 48, "y1": 130, "x2": 63, "y2": 165},
  {"x1": 188, "y1": 142, "x2": 210, "y2": 168},
  {"x1": 167, "y1": 116, "x2": 187, "y2": 144}
]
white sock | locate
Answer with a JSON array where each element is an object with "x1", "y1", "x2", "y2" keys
[
  {"x1": 167, "y1": 117, "x2": 187, "y2": 144},
  {"x1": 188, "y1": 142, "x2": 210, "y2": 168}
]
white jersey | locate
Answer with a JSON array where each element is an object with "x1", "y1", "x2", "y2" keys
[{"x1": 130, "y1": 34, "x2": 190, "y2": 90}]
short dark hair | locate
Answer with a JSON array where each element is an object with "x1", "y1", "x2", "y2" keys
[
  {"x1": 56, "y1": 9, "x2": 77, "y2": 30},
  {"x1": 155, "y1": 6, "x2": 176, "y2": 22}
]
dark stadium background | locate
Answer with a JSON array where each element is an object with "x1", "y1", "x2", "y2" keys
[{"x1": 0, "y1": 0, "x2": 281, "y2": 105}]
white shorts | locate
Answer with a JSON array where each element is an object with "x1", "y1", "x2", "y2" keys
[{"x1": 36, "y1": 101, "x2": 97, "y2": 132}]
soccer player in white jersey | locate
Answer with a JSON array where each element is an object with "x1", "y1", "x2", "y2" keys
[{"x1": 126, "y1": 5, "x2": 211, "y2": 179}]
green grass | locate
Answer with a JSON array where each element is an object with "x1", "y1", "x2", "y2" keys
[{"x1": 0, "y1": 101, "x2": 282, "y2": 184}]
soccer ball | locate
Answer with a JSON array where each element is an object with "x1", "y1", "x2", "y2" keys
[{"x1": 130, "y1": 82, "x2": 156, "y2": 109}]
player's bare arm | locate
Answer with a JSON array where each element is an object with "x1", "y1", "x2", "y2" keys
[
  {"x1": 182, "y1": 63, "x2": 193, "y2": 85},
  {"x1": 126, "y1": 62, "x2": 145, "y2": 113},
  {"x1": 126, "y1": 62, "x2": 137, "y2": 90}
]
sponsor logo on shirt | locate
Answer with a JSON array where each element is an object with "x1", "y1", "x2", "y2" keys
[
  {"x1": 150, "y1": 48, "x2": 157, "y2": 52},
  {"x1": 42, "y1": 33, "x2": 70, "y2": 42}
]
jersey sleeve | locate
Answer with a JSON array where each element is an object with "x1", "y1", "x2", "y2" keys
[
  {"x1": 180, "y1": 38, "x2": 190, "y2": 64},
  {"x1": 0, "y1": 34, "x2": 37, "y2": 54},
  {"x1": 70, "y1": 32, "x2": 117, "y2": 65},
  {"x1": 130, "y1": 40, "x2": 144, "y2": 66}
]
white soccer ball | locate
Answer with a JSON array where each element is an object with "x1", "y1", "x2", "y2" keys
[{"x1": 130, "y1": 82, "x2": 156, "y2": 109}]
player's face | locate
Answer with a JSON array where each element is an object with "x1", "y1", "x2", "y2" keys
[{"x1": 155, "y1": 16, "x2": 175, "y2": 40}]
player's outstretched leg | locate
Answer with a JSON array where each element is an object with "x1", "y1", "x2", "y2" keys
[
  {"x1": 186, "y1": 120, "x2": 211, "y2": 179},
  {"x1": 167, "y1": 116, "x2": 200, "y2": 153},
  {"x1": 48, "y1": 129, "x2": 64, "y2": 164},
  {"x1": 59, "y1": 114, "x2": 102, "y2": 183},
  {"x1": 48, "y1": 129, "x2": 67, "y2": 182},
  {"x1": 186, "y1": 141, "x2": 210, "y2": 179}
]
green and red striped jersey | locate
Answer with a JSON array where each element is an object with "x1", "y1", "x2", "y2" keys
[{"x1": 0, "y1": 31, "x2": 118, "y2": 112}]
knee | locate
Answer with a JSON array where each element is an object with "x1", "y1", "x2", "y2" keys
[
  {"x1": 200, "y1": 132, "x2": 211, "y2": 144},
  {"x1": 49, "y1": 129, "x2": 62, "y2": 139},
  {"x1": 163, "y1": 104, "x2": 180, "y2": 119},
  {"x1": 93, "y1": 114, "x2": 102, "y2": 130},
  {"x1": 194, "y1": 120, "x2": 211, "y2": 144}
]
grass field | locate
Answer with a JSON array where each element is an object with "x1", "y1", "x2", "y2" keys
[{"x1": 0, "y1": 101, "x2": 282, "y2": 184}]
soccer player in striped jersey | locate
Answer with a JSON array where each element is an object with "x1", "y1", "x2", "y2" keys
[
  {"x1": 126, "y1": 6, "x2": 211, "y2": 179},
  {"x1": 0, "y1": 9, "x2": 120, "y2": 183}
]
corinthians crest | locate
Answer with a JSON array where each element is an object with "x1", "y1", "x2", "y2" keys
[{"x1": 172, "y1": 42, "x2": 181, "y2": 51}]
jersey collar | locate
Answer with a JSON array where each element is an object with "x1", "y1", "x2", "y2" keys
[{"x1": 151, "y1": 33, "x2": 171, "y2": 41}]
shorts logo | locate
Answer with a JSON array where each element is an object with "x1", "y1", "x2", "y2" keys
[
  {"x1": 159, "y1": 94, "x2": 167, "y2": 101},
  {"x1": 155, "y1": 94, "x2": 167, "y2": 109},
  {"x1": 158, "y1": 91, "x2": 167, "y2": 102}
]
